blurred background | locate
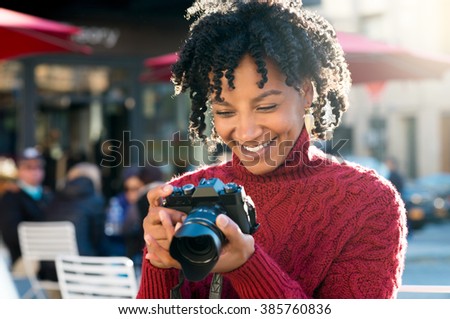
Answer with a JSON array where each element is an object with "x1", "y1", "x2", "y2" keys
[{"x1": 0, "y1": 0, "x2": 449, "y2": 298}]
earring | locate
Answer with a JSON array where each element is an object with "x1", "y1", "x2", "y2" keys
[
  {"x1": 304, "y1": 107, "x2": 315, "y2": 137},
  {"x1": 325, "y1": 128, "x2": 334, "y2": 140}
]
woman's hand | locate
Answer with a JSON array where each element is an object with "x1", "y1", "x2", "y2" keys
[
  {"x1": 212, "y1": 214, "x2": 255, "y2": 273},
  {"x1": 143, "y1": 183, "x2": 255, "y2": 273},
  {"x1": 143, "y1": 184, "x2": 185, "y2": 269}
]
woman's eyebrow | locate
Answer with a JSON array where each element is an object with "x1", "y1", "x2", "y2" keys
[
  {"x1": 252, "y1": 89, "x2": 283, "y2": 103},
  {"x1": 211, "y1": 89, "x2": 283, "y2": 106}
]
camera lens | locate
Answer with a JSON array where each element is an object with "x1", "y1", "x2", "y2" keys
[
  {"x1": 169, "y1": 205, "x2": 226, "y2": 281},
  {"x1": 186, "y1": 236, "x2": 210, "y2": 254},
  {"x1": 177, "y1": 235, "x2": 216, "y2": 263}
]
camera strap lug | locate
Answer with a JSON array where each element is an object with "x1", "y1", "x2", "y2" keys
[
  {"x1": 170, "y1": 271, "x2": 223, "y2": 299},
  {"x1": 170, "y1": 271, "x2": 185, "y2": 299}
]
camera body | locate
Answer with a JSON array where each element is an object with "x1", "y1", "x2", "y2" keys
[{"x1": 163, "y1": 177, "x2": 259, "y2": 281}]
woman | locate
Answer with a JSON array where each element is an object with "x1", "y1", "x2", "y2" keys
[{"x1": 137, "y1": 0, "x2": 407, "y2": 299}]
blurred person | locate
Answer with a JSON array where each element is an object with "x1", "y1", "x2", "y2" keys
[
  {"x1": 138, "y1": 0, "x2": 407, "y2": 299},
  {"x1": 39, "y1": 162, "x2": 107, "y2": 281},
  {"x1": 105, "y1": 165, "x2": 163, "y2": 257},
  {"x1": 41, "y1": 128, "x2": 65, "y2": 192},
  {"x1": 0, "y1": 156, "x2": 18, "y2": 197},
  {"x1": 384, "y1": 156, "x2": 411, "y2": 237},
  {"x1": 0, "y1": 156, "x2": 18, "y2": 266},
  {"x1": 385, "y1": 157, "x2": 404, "y2": 196},
  {"x1": 0, "y1": 147, "x2": 52, "y2": 269},
  {"x1": 123, "y1": 171, "x2": 164, "y2": 270}
]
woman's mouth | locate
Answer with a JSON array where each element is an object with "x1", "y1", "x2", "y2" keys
[
  {"x1": 240, "y1": 138, "x2": 276, "y2": 159},
  {"x1": 242, "y1": 140, "x2": 272, "y2": 152}
]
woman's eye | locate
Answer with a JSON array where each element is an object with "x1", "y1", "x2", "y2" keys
[
  {"x1": 215, "y1": 110, "x2": 235, "y2": 117},
  {"x1": 257, "y1": 104, "x2": 277, "y2": 112}
]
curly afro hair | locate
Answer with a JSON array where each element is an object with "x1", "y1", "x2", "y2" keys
[{"x1": 171, "y1": 0, "x2": 351, "y2": 145}]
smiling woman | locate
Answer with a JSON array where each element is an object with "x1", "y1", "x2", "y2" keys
[{"x1": 137, "y1": 0, "x2": 407, "y2": 299}]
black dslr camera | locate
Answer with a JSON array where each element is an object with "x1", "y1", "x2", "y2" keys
[{"x1": 163, "y1": 178, "x2": 259, "y2": 281}]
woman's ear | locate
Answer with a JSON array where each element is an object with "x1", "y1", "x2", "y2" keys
[{"x1": 301, "y1": 80, "x2": 314, "y2": 107}]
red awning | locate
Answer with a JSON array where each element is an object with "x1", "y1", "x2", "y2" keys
[
  {"x1": 336, "y1": 32, "x2": 450, "y2": 83},
  {"x1": 0, "y1": 7, "x2": 91, "y2": 60},
  {"x1": 142, "y1": 52, "x2": 179, "y2": 82},
  {"x1": 142, "y1": 31, "x2": 450, "y2": 84}
]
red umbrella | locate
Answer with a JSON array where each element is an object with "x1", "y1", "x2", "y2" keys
[
  {"x1": 0, "y1": 7, "x2": 91, "y2": 60},
  {"x1": 142, "y1": 32, "x2": 450, "y2": 84}
]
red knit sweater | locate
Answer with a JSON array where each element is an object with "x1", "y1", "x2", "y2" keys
[{"x1": 137, "y1": 129, "x2": 408, "y2": 299}]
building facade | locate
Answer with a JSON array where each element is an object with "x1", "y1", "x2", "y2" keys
[{"x1": 320, "y1": 0, "x2": 450, "y2": 178}]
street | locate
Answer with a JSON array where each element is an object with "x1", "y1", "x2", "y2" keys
[{"x1": 398, "y1": 221, "x2": 450, "y2": 299}]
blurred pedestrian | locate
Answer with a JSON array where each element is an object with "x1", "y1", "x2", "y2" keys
[
  {"x1": 123, "y1": 177, "x2": 164, "y2": 270},
  {"x1": 105, "y1": 165, "x2": 163, "y2": 258},
  {"x1": 0, "y1": 147, "x2": 52, "y2": 269},
  {"x1": 0, "y1": 156, "x2": 18, "y2": 198},
  {"x1": 39, "y1": 162, "x2": 107, "y2": 281},
  {"x1": 385, "y1": 157, "x2": 404, "y2": 196},
  {"x1": 385, "y1": 156, "x2": 411, "y2": 237}
]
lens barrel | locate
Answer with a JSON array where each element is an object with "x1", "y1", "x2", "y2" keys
[{"x1": 169, "y1": 205, "x2": 226, "y2": 281}]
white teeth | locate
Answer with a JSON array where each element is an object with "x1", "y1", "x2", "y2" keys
[{"x1": 243, "y1": 140, "x2": 271, "y2": 152}]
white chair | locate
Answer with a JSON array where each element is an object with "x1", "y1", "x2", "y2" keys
[
  {"x1": 18, "y1": 221, "x2": 79, "y2": 298},
  {"x1": 55, "y1": 255, "x2": 138, "y2": 299}
]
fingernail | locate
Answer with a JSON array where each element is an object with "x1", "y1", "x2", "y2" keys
[
  {"x1": 217, "y1": 215, "x2": 228, "y2": 227},
  {"x1": 163, "y1": 184, "x2": 173, "y2": 192}
]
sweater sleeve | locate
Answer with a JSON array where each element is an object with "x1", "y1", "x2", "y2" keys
[
  {"x1": 224, "y1": 245, "x2": 309, "y2": 298},
  {"x1": 225, "y1": 173, "x2": 407, "y2": 299},
  {"x1": 314, "y1": 179, "x2": 408, "y2": 298},
  {"x1": 136, "y1": 248, "x2": 183, "y2": 298}
]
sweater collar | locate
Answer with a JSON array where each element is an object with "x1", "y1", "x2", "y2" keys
[{"x1": 230, "y1": 127, "x2": 321, "y2": 182}]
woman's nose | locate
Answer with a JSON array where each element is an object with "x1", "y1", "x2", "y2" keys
[{"x1": 233, "y1": 114, "x2": 263, "y2": 143}]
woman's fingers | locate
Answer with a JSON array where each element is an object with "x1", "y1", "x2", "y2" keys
[
  {"x1": 145, "y1": 234, "x2": 181, "y2": 269},
  {"x1": 147, "y1": 184, "x2": 174, "y2": 208},
  {"x1": 159, "y1": 210, "x2": 176, "y2": 243},
  {"x1": 212, "y1": 214, "x2": 255, "y2": 273}
]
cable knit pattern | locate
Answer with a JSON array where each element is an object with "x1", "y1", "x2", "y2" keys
[{"x1": 137, "y1": 128, "x2": 408, "y2": 299}]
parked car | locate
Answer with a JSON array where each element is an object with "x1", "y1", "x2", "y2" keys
[
  {"x1": 413, "y1": 173, "x2": 450, "y2": 221},
  {"x1": 402, "y1": 173, "x2": 450, "y2": 230},
  {"x1": 402, "y1": 181, "x2": 435, "y2": 230}
]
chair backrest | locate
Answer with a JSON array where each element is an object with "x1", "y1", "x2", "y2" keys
[
  {"x1": 17, "y1": 221, "x2": 79, "y2": 298},
  {"x1": 55, "y1": 255, "x2": 138, "y2": 299},
  {"x1": 18, "y1": 221, "x2": 79, "y2": 261}
]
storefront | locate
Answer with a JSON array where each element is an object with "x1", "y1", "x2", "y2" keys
[{"x1": 1, "y1": 56, "x2": 198, "y2": 196}]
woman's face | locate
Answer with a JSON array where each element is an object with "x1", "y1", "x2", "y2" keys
[
  {"x1": 124, "y1": 176, "x2": 144, "y2": 204},
  {"x1": 211, "y1": 55, "x2": 312, "y2": 175}
]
